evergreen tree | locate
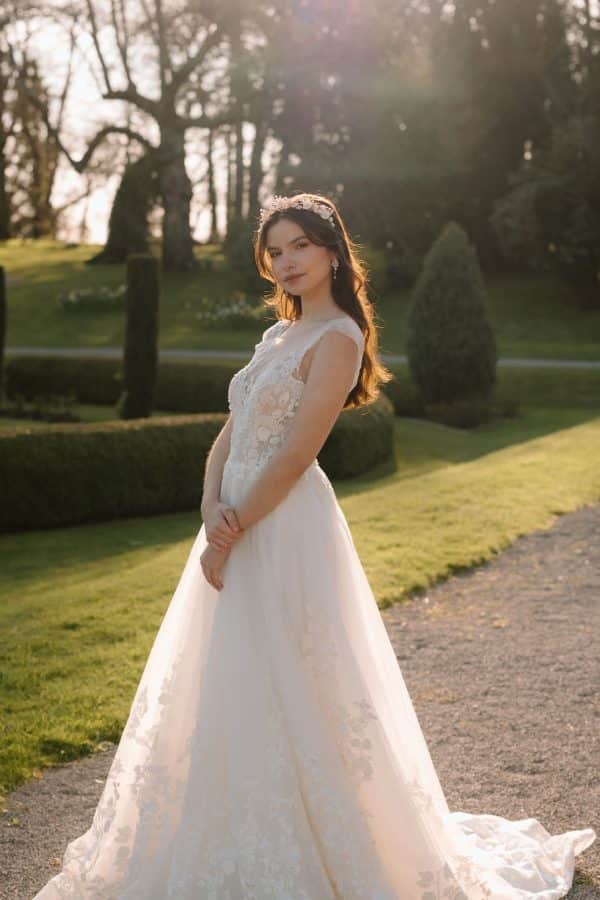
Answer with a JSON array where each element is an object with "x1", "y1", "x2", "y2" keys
[
  {"x1": 118, "y1": 254, "x2": 159, "y2": 419},
  {"x1": 407, "y1": 222, "x2": 497, "y2": 407},
  {"x1": 0, "y1": 266, "x2": 5, "y2": 402}
]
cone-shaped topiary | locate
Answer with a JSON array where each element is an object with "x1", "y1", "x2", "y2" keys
[
  {"x1": 407, "y1": 222, "x2": 497, "y2": 406},
  {"x1": 0, "y1": 266, "x2": 5, "y2": 402},
  {"x1": 118, "y1": 254, "x2": 159, "y2": 419}
]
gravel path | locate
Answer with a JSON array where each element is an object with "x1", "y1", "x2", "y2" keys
[{"x1": 1, "y1": 504, "x2": 599, "y2": 900}]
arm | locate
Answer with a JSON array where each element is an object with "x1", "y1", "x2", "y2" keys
[
  {"x1": 233, "y1": 330, "x2": 359, "y2": 532},
  {"x1": 201, "y1": 414, "x2": 233, "y2": 517}
]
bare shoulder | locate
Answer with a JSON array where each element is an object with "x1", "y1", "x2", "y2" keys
[{"x1": 319, "y1": 315, "x2": 364, "y2": 352}]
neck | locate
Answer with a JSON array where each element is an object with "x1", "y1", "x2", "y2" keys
[{"x1": 299, "y1": 297, "x2": 340, "y2": 322}]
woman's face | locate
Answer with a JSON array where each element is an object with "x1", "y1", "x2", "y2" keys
[{"x1": 264, "y1": 217, "x2": 335, "y2": 297}]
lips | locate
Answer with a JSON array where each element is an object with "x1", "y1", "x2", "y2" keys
[{"x1": 285, "y1": 273, "x2": 305, "y2": 283}]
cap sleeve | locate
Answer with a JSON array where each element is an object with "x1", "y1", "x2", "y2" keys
[{"x1": 321, "y1": 317, "x2": 365, "y2": 389}]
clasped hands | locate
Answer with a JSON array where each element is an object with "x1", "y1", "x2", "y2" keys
[{"x1": 200, "y1": 501, "x2": 245, "y2": 591}]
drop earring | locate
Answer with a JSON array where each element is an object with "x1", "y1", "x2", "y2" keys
[{"x1": 331, "y1": 258, "x2": 339, "y2": 281}]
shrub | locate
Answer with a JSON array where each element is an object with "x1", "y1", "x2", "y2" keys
[
  {"x1": 3, "y1": 356, "x2": 241, "y2": 410},
  {"x1": 0, "y1": 398, "x2": 395, "y2": 533},
  {"x1": 4, "y1": 356, "x2": 124, "y2": 405},
  {"x1": 407, "y1": 222, "x2": 497, "y2": 412},
  {"x1": 491, "y1": 115, "x2": 600, "y2": 309},
  {"x1": 0, "y1": 393, "x2": 80, "y2": 423},
  {"x1": 318, "y1": 394, "x2": 395, "y2": 478},
  {"x1": 0, "y1": 414, "x2": 223, "y2": 532}
]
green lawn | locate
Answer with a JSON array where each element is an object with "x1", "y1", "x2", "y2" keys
[
  {"x1": 1, "y1": 405, "x2": 599, "y2": 804},
  {"x1": 1, "y1": 239, "x2": 599, "y2": 360}
]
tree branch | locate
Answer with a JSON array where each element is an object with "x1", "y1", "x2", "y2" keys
[
  {"x1": 166, "y1": 23, "x2": 223, "y2": 100},
  {"x1": 155, "y1": 0, "x2": 173, "y2": 99},
  {"x1": 101, "y1": 87, "x2": 160, "y2": 117},
  {"x1": 110, "y1": 0, "x2": 134, "y2": 87},
  {"x1": 85, "y1": 0, "x2": 114, "y2": 94}
]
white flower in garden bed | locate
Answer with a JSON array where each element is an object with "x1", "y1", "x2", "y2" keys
[
  {"x1": 57, "y1": 283, "x2": 126, "y2": 312},
  {"x1": 193, "y1": 292, "x2": 267, "y2": 328}
]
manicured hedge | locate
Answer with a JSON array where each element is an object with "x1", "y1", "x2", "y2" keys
[
  {"x1": 319, "y1": 393, "x2": 395, "y2": 478},
  {"x1": 5, "y1": 354, "x2": 600, "y2": 422},
  {"x1": 0, "y1": 397, "x2": 395, "y2": 533},
  {"x1": 4, "y1": 355, "x2": 238, "y2": 412}
]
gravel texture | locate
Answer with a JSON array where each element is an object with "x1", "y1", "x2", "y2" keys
[{"x1": 1, "y1": 503, "x2": 599, "y2": 900}]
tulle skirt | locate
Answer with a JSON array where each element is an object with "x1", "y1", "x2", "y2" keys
[{"x1": 33, "y1": 459, "x2": 596, "y2": 899}]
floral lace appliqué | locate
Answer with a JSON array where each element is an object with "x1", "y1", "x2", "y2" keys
[{"x1": 226, "y1": 318, "x2": 364, "y2": 478}]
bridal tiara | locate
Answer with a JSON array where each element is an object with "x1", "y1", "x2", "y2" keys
[{"x1": 258, "y1": 195, "x2": 337, "y2": 229}]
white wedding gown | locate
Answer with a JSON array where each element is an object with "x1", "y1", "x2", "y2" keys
[{"x1": 33, "y1": 315, "x2": 596, "y2": 900}]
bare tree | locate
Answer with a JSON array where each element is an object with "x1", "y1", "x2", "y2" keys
[{"x1": 11, "y1": 0, "x2": 238, "y2": 270}]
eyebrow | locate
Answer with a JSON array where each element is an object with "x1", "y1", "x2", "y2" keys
[{"x1": 266, "y1": 234, "x2": 307, "y2": 251}]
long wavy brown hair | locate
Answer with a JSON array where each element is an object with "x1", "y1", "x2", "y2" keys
[{"x1": 253, "y1": 192, "x2": 393, "y2": 409}]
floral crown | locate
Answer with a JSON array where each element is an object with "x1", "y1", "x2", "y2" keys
[{"x1": 258, "y1": 195, "x2": 337, "y2": 230}]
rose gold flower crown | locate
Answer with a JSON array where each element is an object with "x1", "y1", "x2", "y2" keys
[{"x1": 258, "y1": 195, "x2": 337, "y2": 230}]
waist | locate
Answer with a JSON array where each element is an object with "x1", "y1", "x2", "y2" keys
[
  {"x1": 221, "y1": 456, "x2": 322, "y2": 505},
  {"x1": 224, "y1": 455, "x2": 320, "y2": 477}
]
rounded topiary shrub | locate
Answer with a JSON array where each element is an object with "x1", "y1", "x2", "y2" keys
[{"x1": 407, "y1": 222, "x2": 497, "y2": 409}]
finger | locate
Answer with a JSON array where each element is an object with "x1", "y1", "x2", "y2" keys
[
  {"x1": 215, "y1": 522, "x2": 238, "y2": 542},
  {"x1": 214, "y1": 531, "x2": 236, "y2": 549},
  {"x1": 205, "y1": 571, "x2": 216, "y2": 589},
  {"x1": 222, "y1": 509, "x2": 241, "y2": 532},
  {"x1": 201, "y1": 563, "x2": 215, "y2": 588}
]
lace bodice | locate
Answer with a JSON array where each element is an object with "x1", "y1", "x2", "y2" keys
[{"x1": 226, "y1": 315, "x2": 364, "y2": 474}]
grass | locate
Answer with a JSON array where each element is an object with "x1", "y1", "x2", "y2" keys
[
  {"x1": 1, "y1": 239, "x2": 599, "y2": 360},
  {"x1": 1, "y1": 405, "x2": 599, "y2": 804}
]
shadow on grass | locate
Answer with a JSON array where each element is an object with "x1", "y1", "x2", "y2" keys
[
  {"x1": 0, "y1": 509, "x2": 200, "y2": 589},
  {"x1": 335, "y1": 406, "x2": 600, "y2": 501}
]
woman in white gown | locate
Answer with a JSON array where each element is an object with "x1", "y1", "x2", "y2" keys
[{"x1": 33, "y1": 193, "x2": 595, "y2": 899}]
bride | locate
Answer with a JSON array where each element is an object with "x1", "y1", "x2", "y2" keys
[{"x1": 34, "y1": 193, "x2": 595, "y2": 899}]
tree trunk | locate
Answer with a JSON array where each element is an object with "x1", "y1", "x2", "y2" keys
[
  {"x1": 158, "y1": 128, "x2": 197, "y2": 271},
  {"x1": 234, "y1": 120, "x2": 244, "y2": 220},
  {"x1": 248, "y1": 119, "x2": 267, "y2": 222},
  {"x1": 207, "y1": 128, "x2": 218, "y2": 242},
  {"x1": 224, "y1": 126, "x2": 234, "y2": 240},
  {"x1": 0, "y1": 151, "x2": 9, "y2": 240}
]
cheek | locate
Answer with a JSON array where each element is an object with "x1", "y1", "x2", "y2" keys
[
  {"x1": 304, "y1": 248, "x2": 329, "y2": 274},
  {"x1": 270, "y1": 258, "x2": 285, "y2": 279}
]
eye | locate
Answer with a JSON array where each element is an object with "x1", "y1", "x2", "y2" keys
[{"x1": 295, "y1": 242, "x2": 309, "y2": 249}]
